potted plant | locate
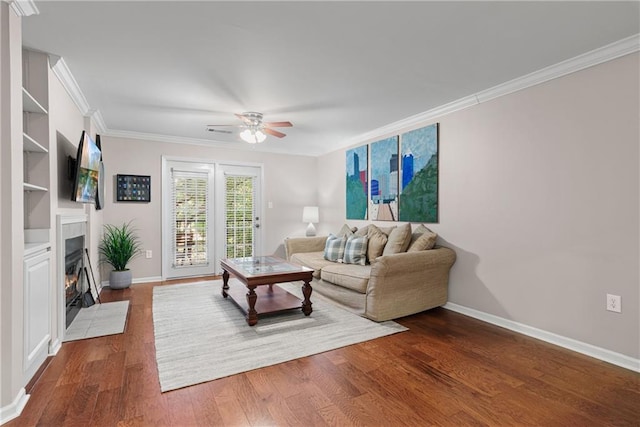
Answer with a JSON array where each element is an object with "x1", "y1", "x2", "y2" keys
[{"x1": 99, "y1": 221, "x2": 142, "y2": 289}]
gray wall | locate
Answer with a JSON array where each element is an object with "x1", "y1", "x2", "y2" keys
[
  {"x1": 99, "y1": 137, "x2": 318, "y2": 280},
  {"x1": 318, "y1": 53, "x2": 639, "y2": 359}
]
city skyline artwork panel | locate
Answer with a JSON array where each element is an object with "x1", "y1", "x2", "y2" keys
[
  {"x1": 346, "y1": 144, "x2": 368, "y2": 220},
  {"x1": 369, "y1": 136, "x2": 399, "y2": 221},
  {"x1": 399, "y1": 123, "x2": 439, "y2": 222}
]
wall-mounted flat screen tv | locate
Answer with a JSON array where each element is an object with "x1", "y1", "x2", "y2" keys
[{"x1": 70, "y1": 130, "x2": 101, "y2": 204}]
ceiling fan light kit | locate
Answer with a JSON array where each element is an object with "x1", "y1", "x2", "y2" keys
[
  {"x1": 207, "y1": 111, "x2": 293, "y2": 144},
  {"x1": 240, "y1": 128, "x2": 267, "y2": 144}
]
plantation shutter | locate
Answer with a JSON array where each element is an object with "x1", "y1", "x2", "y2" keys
[
  {"x1": 171, "y1": 169, "x2": 209, "y2": 268},
  {"x1": 225, "y1": 174, "x2": 255, "y2": 258}
]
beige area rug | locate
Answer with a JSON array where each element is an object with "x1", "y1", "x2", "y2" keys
[
  {"x1": 152, "y1": 280, "x2": 407, "y2": 392},
  {"x1": 63, "y1": 301, "x2": 129, "y2": 342}
]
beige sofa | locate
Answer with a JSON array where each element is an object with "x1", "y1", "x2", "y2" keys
[{"x1": 284, "y1": 224, "x2": 456, "y2": 322}]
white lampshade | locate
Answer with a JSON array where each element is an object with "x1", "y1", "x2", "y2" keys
[
  {"x1": 302, "y1": 206, "x2": 319, "y2": 223},
  {"x1": 240, "y1": 128, "x2": 267, "y2": 144},
  {"x1": 302, "y1": 206, "x2": 319, "y2": 237}
]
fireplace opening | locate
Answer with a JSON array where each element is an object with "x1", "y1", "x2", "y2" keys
[{"x1": 65, "y1": 235, "x2": 85, "y2": 328}]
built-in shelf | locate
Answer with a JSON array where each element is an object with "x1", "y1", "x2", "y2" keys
[
  {"x1": 23, "y1": 132, "x2": 48, "y2": 153},
  {"x1": 23, "y1": 183, "x2": 48, "y2": 192},
  {"x1": 22, "y1": 87, "x2": 48, "y2": 114}
]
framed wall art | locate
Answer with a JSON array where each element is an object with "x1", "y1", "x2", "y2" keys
[
  {"x1": 346, "y1": 144, "x2": 368, "y2": 220},
  {"x1": 369, "y1": 136, "x2": 399, "y2": 221},
  {"x1": 116, "y1": 174, "x2": 151, "y2": 202},
  {"x1": 399, "y1": 123, "x2": 439, "y2": 222}
]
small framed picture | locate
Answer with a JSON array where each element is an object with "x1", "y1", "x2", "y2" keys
[{"x1": 116, "y1": 174, "x2": 151, "y2": 202}]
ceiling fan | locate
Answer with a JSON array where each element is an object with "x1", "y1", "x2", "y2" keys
[{"x1": 206, "y1": 112, "x2": 293, "y2": 143}]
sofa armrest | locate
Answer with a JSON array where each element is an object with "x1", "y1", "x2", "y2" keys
[
  {"x1": 284, "y1": 236, "x2": 328, "y2": 260},
  {"x1": 365, "y1": 246, "x2": 457, "y2": 321}
]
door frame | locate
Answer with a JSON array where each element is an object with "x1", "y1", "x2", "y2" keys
[
  {"x1": 214, "y1": 162, "x2": 264, "y2": 274},
  {"x1": 161, "y1": 157, "x2": 216, "y2": 280},
  {"x1": 161, "y1": 156, "x2": 265, "y2": 279}
]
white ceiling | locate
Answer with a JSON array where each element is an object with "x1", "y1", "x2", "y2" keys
[{"x1": 21, "y1": 1, "x2": 640, "y2": 156}]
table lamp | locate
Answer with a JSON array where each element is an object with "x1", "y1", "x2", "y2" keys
[{"x1": 302, "y1": 206, "x2": 319, "y2": 237}]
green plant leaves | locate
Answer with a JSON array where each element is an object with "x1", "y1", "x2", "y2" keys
[{"x1": 98, "y1": 221, "x2": 142, "y2": 271}]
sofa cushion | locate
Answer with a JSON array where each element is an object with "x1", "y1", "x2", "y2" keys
[
  {"x1": 320, "y1": 263, "x2": 371, "y2": 293},
  {"x1": 366, "y1": 225, "x2": 388, "y2": 262},
  {"x1": 343, "y1": 235, "x2": 368, "y2": 265},
  {"x1": 290, "y1": 251, "x2": 334, "y2": 279},
  {"x1": 379, "y1": 226, "x2": 396, "y2": 236},
  {"x1": 354, "y1": 225, "x2": 369, "y2": 237},
  {"x1": 337, "y1": 224, "x2": 356, "y2": 237},
  {"x1": 382, "y1": 223, "x2": 412, "y2": 255},
  {"x1": 324, "y1": 234, "x2": 346, "y2": 262},
  {"x1": 408, "y1": 224, "x2": 437, "y2": 251}
]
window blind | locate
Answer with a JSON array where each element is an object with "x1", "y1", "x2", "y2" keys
[
  {"x1": 171, "y1": 169, "x2": 209, "y2": 268},
  {"x1": 225, "y1": 175, "x2": 255, "y2": 258}
]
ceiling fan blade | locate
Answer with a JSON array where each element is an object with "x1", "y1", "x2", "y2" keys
[
  {"x1": 206, "y1": 124, "x2": 239, "y2": 127},
  {"x1": 263, "y1": 128, "x2": 286, "y2": 138},
  {"x1": 264, "y1": 121, "x2": 293, "y2": 128}
]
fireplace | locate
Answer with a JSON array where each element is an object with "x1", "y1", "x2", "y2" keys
[
  {"x1": 56, "y1": 214, "x2": 89, "y2": 342},
  {"x1": 65, "y1": 235, "x2": 85, "y2": 327}
]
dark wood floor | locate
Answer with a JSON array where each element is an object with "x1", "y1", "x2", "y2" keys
[{"x1": 9, "y1": 277, "x2": 639, "y2": 426}]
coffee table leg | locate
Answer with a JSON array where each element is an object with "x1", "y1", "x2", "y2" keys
[
  {"x1": 222, "y1": 270, "x2": 229, "y2": 298},
  {"x1": 246, "y1": 286, "x2": 258, "y2": 326},
  {"x1": 302, "y1": 280, "x2": 313, "y2": 316}
]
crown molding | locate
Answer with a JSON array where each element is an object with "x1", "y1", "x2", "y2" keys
[
  {"x1": 475, "y1": 33, "x2": 640, "y2": 105},
  {"x1": 348, "y1": 95, "x2": 480, "y2": 146},
  {"x1": 88, "y1": 109, "x2": 107, "y2": 134},
  {"x1": 49, "y1": 55, "x2": 108, "y2": 136},
  {"x1": 9, "y1": 0, "x2": 38, "y2": 16},
  {"x1": 105, "y1": 129, "x2": 233, "y2": 147},
  {"x1": 50, "y1": 56, "x2": 92, "y2": 115},
  {"x1": 347, "y1": 33, "x2": 640, "y2": 148}
]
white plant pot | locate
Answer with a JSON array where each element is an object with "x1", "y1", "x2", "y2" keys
[{"x1": 109, "y1": 269, "x2": 132, "y2": 289}]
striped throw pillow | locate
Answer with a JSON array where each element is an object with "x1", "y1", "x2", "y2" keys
[
  {"x1": 324, "y1": 234, "x2": 346, "y2": 262},
  {"x1": 343, "y1": 235, "x2": 368, "y2": 266}
]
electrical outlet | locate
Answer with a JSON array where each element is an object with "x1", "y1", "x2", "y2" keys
[
  {"x1": 606, "y1": 294, "x2": 621, "y2": 313},
  {"x1": 145, "y1": 250, "x2": 152, "y2": 259}
]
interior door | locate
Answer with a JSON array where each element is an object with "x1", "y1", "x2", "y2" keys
[
  {"x1": 214, "y1": 164, "x2": 263, "y2": 273},
  {"x1": 162, "y1": 160, "x2": 216, "y2": 279}
]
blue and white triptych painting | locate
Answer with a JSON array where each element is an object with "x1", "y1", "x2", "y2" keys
[{"x1": 345, "y1": 123, "x2": 439, "y2": 223}]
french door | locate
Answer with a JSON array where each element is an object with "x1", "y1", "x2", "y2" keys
[
  {"x1": 214, "y1": 164, "x2": 262, "y2": 273},
  {"x1": 163, "y1": 160, "x2": 216, "y2": 279},
  {"x1": 162, "y1": 158, "x2": 263, "y2": 279}
]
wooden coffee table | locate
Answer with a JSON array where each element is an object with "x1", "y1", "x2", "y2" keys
[{"x1": 220, "y1": 256, "x2": 314, "y2": 326}]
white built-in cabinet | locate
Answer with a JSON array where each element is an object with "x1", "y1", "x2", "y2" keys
[
  {"x1": 21, "y1": 49, "x2": 52, "y2": 384},
  {"x1": 22, "y1": 247, "x2": 51, "y2": 382}
]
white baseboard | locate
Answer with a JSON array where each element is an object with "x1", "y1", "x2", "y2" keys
[
  {"x1": 49, "y1": 338, "x2": 62, "y2": 356},
  {"x1": 100, "y1": 276, "x2": 163, "y2": 288},
  {"x1": 443, "y1": 302, "x2": 640, "y2": 373},
  {"x1": 131, "y1": 276, "x2": 163, "y2": 284},
  {"x1": 0, "y1": 388, "x2": 29, "y2": 425}
]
